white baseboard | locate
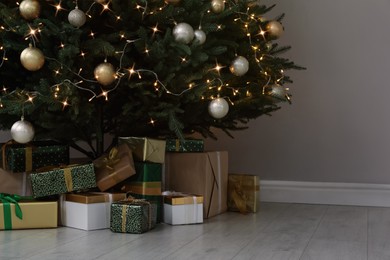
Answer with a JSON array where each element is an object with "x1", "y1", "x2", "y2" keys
[{"x1": 260, "y1": 180, "x2": 390, "y2": 207}]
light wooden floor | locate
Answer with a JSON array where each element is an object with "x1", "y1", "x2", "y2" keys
[{"x1": 1, "y1": 202, "x2": 390, "y2": 260}]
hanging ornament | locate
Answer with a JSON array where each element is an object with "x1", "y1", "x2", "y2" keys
[
  {"x1": 194, "y1": 29, "x2": 206, "y2": 45},
  {"x1": 229, "y1": 56, "x2": 249, "y2": 76},
  {"x1": 95, "y1": 0, "x2": 109, "y2": 4},
  {"x1": 68, "y1": 7, "x2": 86, "y2": 28},
  {"x1": 165, "y1": 0, "x2": 181, "y2": 4},
  {"x1": 211, "y1": 0, "x2": 225, "y2": 13},
  {"x1": 266, "y1": 84, "x2": 287, "y2": 101},
  {"x1": 11, "y1": 117, "x2": 35, "y2": 144},
  {"x1": 208, "y1": 97, "x2": 229, "y2": 119},
  {"x1": 265, "y1": 20, "x2": 284, "y2": 39},
  {"x1": 173, "y1": 23, "x2": 194, "y2": 44},
  {"x1": 94, "y1": 62, "x2": 116, "y2": 86},
  {"x1": 20, "y1": 45, "x2": 45, "y2": 71},
  {"x1": 19, "y1": 0, "x2": 40, "y2": 20}
]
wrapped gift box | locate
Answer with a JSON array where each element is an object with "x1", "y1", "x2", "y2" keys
[
  {"x1": 60, "y1": 192, "x2": 126, "y2": 230},
  {"x1": 94, "y1": 144, "x2": 136, "y2": 191},
  {"x1": 30, "y1": 163, "x2": 96, "y2": 198},
  {"x1": 165, "y1": 151, "x2": 228, "y2": 219},
  {"x1": 118, "y1": 162, "x2": 163, "y2": 222},
  {"x1": 228, "y1": 174, "x2": 259, "y2": 213},
  {"x1": 165, "y1": 139, "x2": 204, "y2": 152},
  {"x1": 163, "y1": 192, "x2": 203, "y2": 225},
  {"x1": 1, "y1": 141, "x2": 69, "y2": 173},
  {"x1": 0, "y1": 168, "x2": 32, "y2": 196},
  {"x1": 0, "y1": 195, "x2": 57, "y2": 230},
  {"x1": 119, "y1": 137, "x2": 166, "y2": 163},
  {"x1": 110, "y1": 198, "x2": 157, "y2": 234}
]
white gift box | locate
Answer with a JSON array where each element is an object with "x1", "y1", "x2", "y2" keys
[
  {"x1": 163, "y1": 192, "x2": 203, "y2": 225},
  {"x1": 60, "y1": 192, "x2": 126, "y2": 230}
]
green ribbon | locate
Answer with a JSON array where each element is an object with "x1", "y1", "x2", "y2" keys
[{"x1": 0, "y1": 193, "x2": 23, "y2": 230}]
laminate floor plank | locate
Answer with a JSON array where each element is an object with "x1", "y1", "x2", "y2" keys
[
  {"x1": 367, "y1": 207, "x2": 390, "y2": 260},
  {"x1": 2, "y1": 203, "x2": 390, "y2": 260}
]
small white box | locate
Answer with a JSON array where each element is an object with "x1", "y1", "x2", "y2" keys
[
  {"x1": 60, "y1": 192, "x2": 126, "y2": 231},
  {"x1": 163, "y1": 193, "x2": 203, "y2": 225}
]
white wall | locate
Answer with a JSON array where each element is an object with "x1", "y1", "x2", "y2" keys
[{"x1": 205, "y1": 0, "x2": 390, "y2": 184}]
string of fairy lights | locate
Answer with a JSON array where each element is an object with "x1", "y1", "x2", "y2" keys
[{"x1": 0, "y1": 0, "x2": 289, "y2": 143}]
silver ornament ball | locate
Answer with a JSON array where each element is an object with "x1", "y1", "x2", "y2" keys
[
  {"x1": 208, "y1": 98, "x2": 229, "y2": 119},
  {"x1": 266, "y1": 20, "x2": 284, "y2": 39},
  {"x1": 11, "y1": 118, "x2": 35, "y2": 144},
  {"x1": 68, "y1": 8, "x2": 86, "y2": 28},
  {"x1": 229, "y1": 56, "x2": 249, "y2": 76},
  {"x1": 173, "y1": 23, "x2": 194, "y2": 44},
  {"x1": 194, "y1": 29, "x2": 206, "y2": 45},
  {"x1": 267, "y1": 84, "x2": 287, "y2": 101}
]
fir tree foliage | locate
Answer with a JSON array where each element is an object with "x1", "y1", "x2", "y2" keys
[{"x1": 0, "y1": 0, "x2": 303, "y2": 158}]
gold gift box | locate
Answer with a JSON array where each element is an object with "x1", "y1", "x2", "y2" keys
[
  {"x1": 0, "y1": 200, "x2": 58, "y2": 230},
  {"x1": 65, "y1": 192, "x2": 126, "y2": 204},
  {"x1": 119, "y1": 137, "x2": 166, "y2": 164},
  {"x1": 94, "y1": 144, "x2": 136, "y2": 191},
  {"x1": 228, "y1": 174, "x2": 259, "y2": 213},
  {"x1": 164, "y1": 194, "x2": 203, "y2": 205}
]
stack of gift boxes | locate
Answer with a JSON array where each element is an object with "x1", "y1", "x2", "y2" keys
[{"x1": 0, "y1": 136, "x2": 260, "y2": 233}]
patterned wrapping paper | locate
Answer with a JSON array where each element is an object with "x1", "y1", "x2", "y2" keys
[
  {"x1": 1, "y1": 141, "x2": 69, "y2": 173},
  {"x1": 110, "y1": 199, "x2": 157, "y2": 234},
  {"x1": 165, "y1": 139, "x2": 204, "y2": 152},
  {"x1": 118, "y1": 137, "x2": 166, "y2": 163},
  {"x1": 94, "y1": 144, "x2": 136, "y2": 191},
  {"x1": 0, "y1": 194, "x2": 58, "y2": 230},
  {"x1": 30, "y1": 163, "x2": 96, "y2": 198},
  {"x1": 227, "y1": 174, "x2": 259, "y2": 213},
  {"x1": 127, "y1": 193, "x2": 163, "y2": 223}
]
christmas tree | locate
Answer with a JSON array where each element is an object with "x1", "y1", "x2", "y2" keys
[{"x1": 0, "y1": 0, "x2": 303, "y2": 158}]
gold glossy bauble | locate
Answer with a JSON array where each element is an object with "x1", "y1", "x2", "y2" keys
[
  {"x1": 20, "y1": 46, "x2": 45, "y2": 71},
  {"x1": 165, "y1": 0, "x2": 181, "y2": 4},
  {"x1": 95, "y1": 0, "x2": 109, "y2": 4},
  {"x1": 265, "y1": 20, "x2": 284, "y2": 39},
  {"x1": 211, "y1": 0, "x2": 225, "y2": 13},
  {"x1": 94, "y1": 62, "x2": 116, "y2": 86},
  {"x1": 19, "y1": 0, "x2": 40, "y2": 20}
]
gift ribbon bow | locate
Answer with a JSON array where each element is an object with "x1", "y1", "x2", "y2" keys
[
  {"x1": 95, "y1": 147, "x2": 120, "y2": 172},
  {"x1": 0, "y1": 193, "x2": 23, "y2": 230}
]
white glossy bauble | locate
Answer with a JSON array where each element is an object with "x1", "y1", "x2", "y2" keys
[
  {"x1": 173, "y1": 23, "x2": 194, "y2": 44},
  {"x1": 11, "y1": 118, "x2": 35, "y2": 144},
  {"x1": 194, "y1": 29, "x2": 206, "y2": 45},
  {"x1": 208, "y1": 98, "x2": 229, "y2": 119},
  {"x1": 229, "y1": 56, "x2": 249, "y2": 76}
]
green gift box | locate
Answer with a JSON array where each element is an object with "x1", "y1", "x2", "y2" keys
[
  {"x1": 1, "y1": 141, "x2": 69, "y2": 173},
  {"x1": 165, "y1": 139, "x2": 204, "y2": 152},
  {"x1": 110, "y1": 199, "x2": 157, "y2": 234},
  {"x1": 117, "y1": 162, "x2": 163, "y2": 222},
  {"x1": 30, "y1": 163, "x2": 96, "y2": 198}
]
